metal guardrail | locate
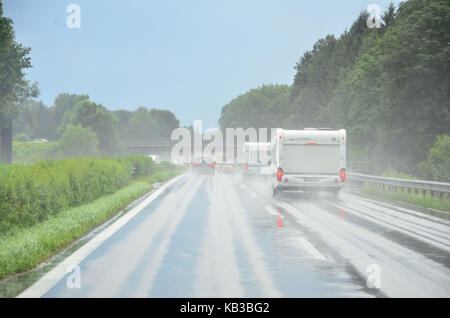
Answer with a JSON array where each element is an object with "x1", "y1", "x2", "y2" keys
[{"x1": 347, "y1": 172, "x2": 450, "y2": 197}]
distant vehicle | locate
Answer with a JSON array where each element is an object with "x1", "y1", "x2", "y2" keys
[
  {"x1": 242, "y1": 142, "x2": 271, "y2": 181},
  {"x1": 32, "y1": 138, "x2": 48, "y2": 143},
  {"x1": 270, "y1": 128, "x2": 346, "y2": 197},
  {"x1": 220, "y1": 162, "x2": 236, "y2": 174},
  {"x1": 191, "y1": 156, "x2": 216, "y2": 174}
]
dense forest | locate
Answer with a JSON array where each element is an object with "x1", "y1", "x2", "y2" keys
[{"x1": 219, "y1": 0, "x2": 449, "y2": 179}]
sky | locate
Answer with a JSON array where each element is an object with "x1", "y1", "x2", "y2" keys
[{"x1": 3, "y1": 0, "x2": 402, "y2": 128}]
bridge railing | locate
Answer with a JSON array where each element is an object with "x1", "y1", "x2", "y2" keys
[{"x1": 347, "y1": 172, "x2": 450, "y2": 200}]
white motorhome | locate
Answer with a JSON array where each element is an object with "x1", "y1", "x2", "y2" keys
[
  {"x1": 242, "y1": 142, "x2": 271, "y2": 180},
  {"x1": 270, "y1": 128, "x2": 346, "y2": 196}
]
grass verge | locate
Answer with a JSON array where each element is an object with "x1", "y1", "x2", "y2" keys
[
  {"x1": 0, "y1": 181, "x2": 154, "y2": 280},
  {"x1": 362, "y1": 183, "x2": 450, "y2": 212}
]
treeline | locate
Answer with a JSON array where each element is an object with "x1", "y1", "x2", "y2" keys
[
  {"x1": 219, "y1": 0, "x2": 449, "y2": 179},
  {"x1": 12, "y1": 93, "x2": 180, "y2": 158}
]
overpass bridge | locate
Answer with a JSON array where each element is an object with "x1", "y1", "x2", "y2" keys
[{"x1": 125, "y1": 142, "x2": 246, "y2": 163}]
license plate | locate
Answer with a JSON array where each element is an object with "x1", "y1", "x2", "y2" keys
[{"x1": 304, "y1": 177, "x2": 319, "y2": 182}]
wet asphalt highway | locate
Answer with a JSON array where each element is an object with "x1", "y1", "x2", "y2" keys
[{"x1": 19, "y1": 173, "x2": 450, "y2": 298}]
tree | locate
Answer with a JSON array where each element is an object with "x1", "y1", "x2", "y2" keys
[
  {"x1": 0, "y1": 0, "x2": 38, "y2": 163},
  {"x1": 122, "y1": 107, "x2": 180, "y2": 144},
  {"x1": 418, "y1": 135, "x2": 450, "y2": 182},
  {"x1": 219, "y1": 84, "x2": 291, "y2": 130},
  {"x1": 50, "y1": 124, "x2": 99, "y2": 158},
  {"x1": 13, "y1": 100, "x2": 55, "y2": 140},
  {"x1": 60, "y1": 99, "x2": 122, "y2": 156},
  {"x1": 51, "y1": 93, "x2": 89, "y2": 129}
]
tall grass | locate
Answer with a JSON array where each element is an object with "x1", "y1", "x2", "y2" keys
[{"x1": 0, "y1": 156, "x2": 159, "y2": 235}]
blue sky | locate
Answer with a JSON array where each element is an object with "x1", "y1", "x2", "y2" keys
[{"x1": 3, "y1": 0, "x2": 402, "y2": 128}]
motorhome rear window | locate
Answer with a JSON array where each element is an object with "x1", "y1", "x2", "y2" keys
[{"x1": 283, "y1": 144, "x2": 340, "y2": 174}]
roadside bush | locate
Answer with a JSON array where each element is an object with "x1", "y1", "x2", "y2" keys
[
  {"x1": 418, "y1": 135, "x2": 450, "y2": 182},
  {"x1": 12, "y1": 141, "x2": 54, "y2": 164},
  {"x1": 13, "y1": 133, "x2": 30, "y2": 142},
  {"x1": 381, "y1": 167, "x2": 417, "y2": 180},
  {"x1": 49, "y1": 124, "x2": 100, "y2": 159},
  {"x1": 115, "y1": 155, "x2": 156, "y2": 179},
  {"x1": 0, "y1": 155, "x2": 159, "y2": 235}
]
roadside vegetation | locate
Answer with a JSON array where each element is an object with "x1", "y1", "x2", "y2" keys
[
  {"x1": 0, "y1": 155, "x2": 183, "y2": 235},
  {"x1": 0, "y1": 155, "x2": 184, "y2": 279},
  {"x1": 362, "y1": 183, "x2": 450, "y2": 213}
]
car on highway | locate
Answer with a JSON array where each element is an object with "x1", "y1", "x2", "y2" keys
[
  {"x1": 242, "y1": 142, "x2": 271, "y2": 182},
  {"x1": 270, "y1": 128, "x2": 346, "y2": 196},
  {"x1": 32, "y1": 138, "x2": 48, "y2": 143},
  {"x1": 219, "y1": 162, "x2": 236, "y2": 174},
  {"x1": 191, "y1": 156, "x2": 216, "y2": 174}
]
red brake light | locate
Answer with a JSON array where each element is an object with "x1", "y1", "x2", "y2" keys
[
  {"x1": 244, "y1": 164, "x2": 248, "y2": 170},
  {"x1": 339, "y1": 168, "x2": 346, "y2": 183},
  {"x1": 193, "y1": 163, "x2": 199, "y2": 167},
  {"x1": 209, "y1": 162, "x2": 215, "y2": 167},
  {"x1": 306, "y1": 142, "x2": 317, "y2": 145},
  {"x1": 277, "y1": 167, "x2": 284, "y2": 181}
]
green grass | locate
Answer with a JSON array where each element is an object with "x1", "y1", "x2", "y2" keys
[
  {"x1": 0, "y1": 181, "x2": 153, "y2": 280},
  {"x1": 362, "y1": 183, "x2": 450, "y2": 212},
  {"x1": 381, "y1": 167, "x2": 417, "y2": 180}
]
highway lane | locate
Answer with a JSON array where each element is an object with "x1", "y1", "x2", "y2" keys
[{"x1": 18, "y1": 173, "x2": 450, "y2": 298}]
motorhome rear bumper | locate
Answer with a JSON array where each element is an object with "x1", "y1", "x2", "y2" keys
[{"x1": 274, "y1": 174, "x2": 344, "y2": 190}]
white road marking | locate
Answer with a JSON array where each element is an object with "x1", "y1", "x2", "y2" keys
[
  {"x1": 265, "y1": 206, "x2": 285, "y2": 219},
  {"x1": 17, "y1": 175, "x2": 185, "y2": 298},
  {"x1": 297, "y1": 237, "x2": 327, "y2": 260}
]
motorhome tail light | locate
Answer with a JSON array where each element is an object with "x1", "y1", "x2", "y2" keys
[
  {"x1": 339, "y1": 168, "x2": 346, "y2": 183},
  {"x1": 244, "y1": 163, "x2": 249, "y2": 170},
  {"x1": 277, "y1": 168, "x2": 284, "y2": 182}
]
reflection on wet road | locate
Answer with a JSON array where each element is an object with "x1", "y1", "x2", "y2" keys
[{"x1": 19, "y1": 173, "x2": 450, "y2": 297}]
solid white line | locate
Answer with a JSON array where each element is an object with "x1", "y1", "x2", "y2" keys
[
  {"x1": 265, "y1": 206, "x2": 285, "y2": 219},
  {"x1": 17, "y1": 175, "x2": 185, "y2": 298},
  {"x1": 297, "y1": 237, "x2": 327, "y2": 260}
]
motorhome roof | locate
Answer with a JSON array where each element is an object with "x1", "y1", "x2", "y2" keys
[{"x1": 280, "y1": 129, "x2": 345, "y2": 144}]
